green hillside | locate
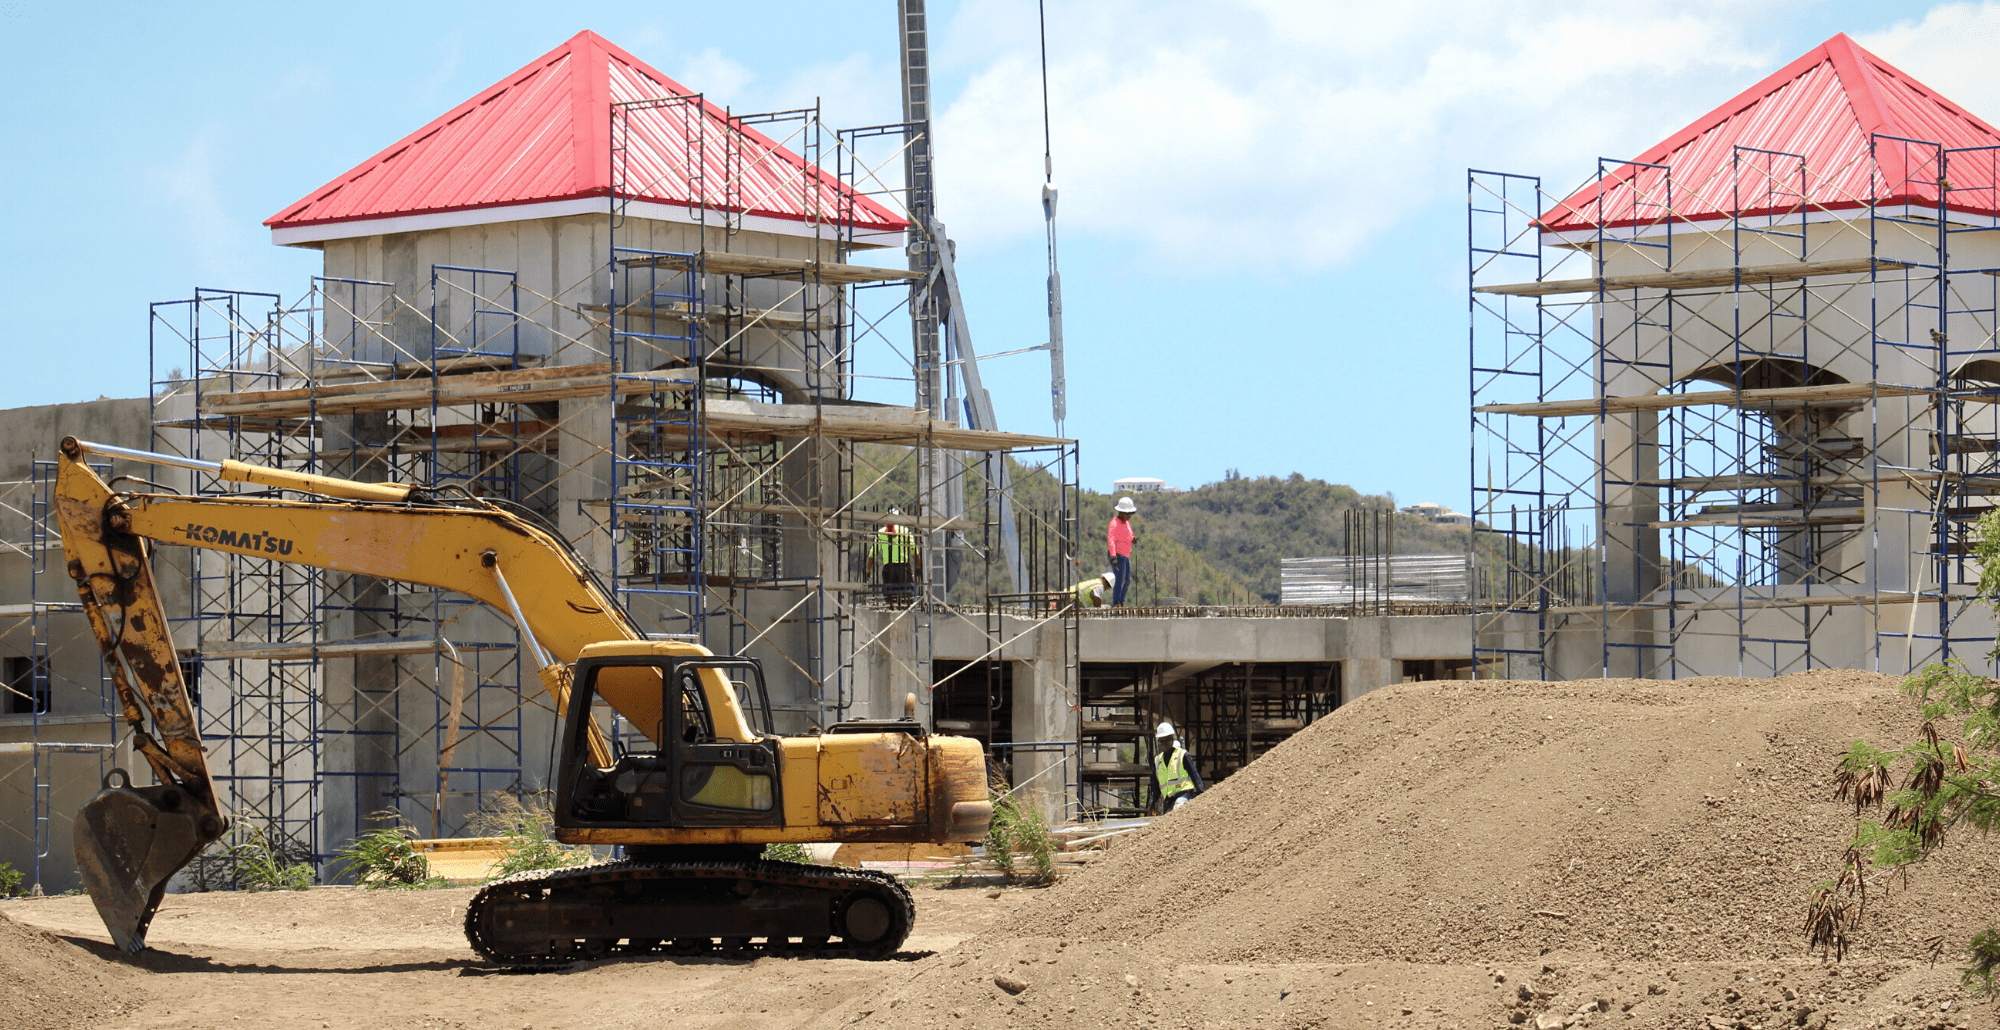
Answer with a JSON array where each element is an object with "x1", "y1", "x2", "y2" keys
[
  {"x1": 1085, "y1": 474, "x2": 1474, "y2": 605},
  {"x1": 846, "y1": 445, "x2": 1478, "y2": 605}
]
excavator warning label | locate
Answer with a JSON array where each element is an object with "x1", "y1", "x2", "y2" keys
[{"x1": 178, "y1": 525, "x2": 295, "y2": 555}]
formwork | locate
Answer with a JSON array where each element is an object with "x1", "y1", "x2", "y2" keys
[{"x1": 1470, "y1": 136, "x2": 2000, "y2": 680}]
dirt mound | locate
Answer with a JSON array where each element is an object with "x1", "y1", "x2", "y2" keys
[
  {"x1": 826, "y1": 671, "x2": 2000, "y2": 1029},
  {"x1": 1017, "y1": 669, "x2": 1989, "y2": 965},
  {"x1": 0, "y1": 907, "x2": 135, "y2": 1030}
]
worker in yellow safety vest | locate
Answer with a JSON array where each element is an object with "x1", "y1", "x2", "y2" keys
[
  {"x1": 1152, "y1": 721, "x2": 1205, "y2": 813},
  {"x1": 871, "y1": 507, "x2": 916, "y2": 600},
  {"x1": 1070, "y1": 570, "x2": 1114, "y2": 609}
]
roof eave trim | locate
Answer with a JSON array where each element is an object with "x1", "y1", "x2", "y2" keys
[
  {"x1": 1536, "y1": 199, "x2": 1999, "y2": 245},
  {"x1": 270, "y1": 196, "x2": 906, "y2": 248}
]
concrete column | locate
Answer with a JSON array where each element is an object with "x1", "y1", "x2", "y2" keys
[
  {"x1": 1601, "y1": 410, "x2": 1661, "y2": 678},
  {"x1": 1602, "y1": 410, "x2": 1662, "y2": 605},
  {"x1": 856, "y1": 607, "x2": 919, "y2": 721},
  {"x1": 1009, "y1": 620, "x2": 1071, "y2": 825},
  {"x1": 558, "y1": 397, "x2": 615, "y2": 580}
]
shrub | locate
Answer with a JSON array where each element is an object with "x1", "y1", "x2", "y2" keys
[
  {"x1": 229, "y1": 829, "x2": 313, "y2": 892},
  {"x1": 762, "y1": 842, "x2": 814, "y2": 864},
  {"x1": 472, "y1": 792, "x2": 593, "y2": 879},
  {"x1": 985, "y1": 791, "x2": 1056, "y2": 886},
  {"x1": 0, "y1": 861, "x2": 24, "y2": 897},
  {"x1": 335, "y1": 816, "x2": 444, "y2": 889}
]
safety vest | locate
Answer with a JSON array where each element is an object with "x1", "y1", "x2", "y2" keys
[
  {"x1": 874, "y1": 524, "x2": 913, "y2": 564},
  {"x1": 1155, "y1": 746, "x2": 1195, "y2": 798},
  {"x1": 1072, "y1": 577, "x2": 1104, "y2": 608}
]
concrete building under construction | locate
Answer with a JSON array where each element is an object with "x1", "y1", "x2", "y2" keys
[
  {"x1": 1473, "y1": 33, "x2": 2000, "y2": 681},
  {"x1": 0, "y1": 28, "x2": 1469, "y2": 892}
]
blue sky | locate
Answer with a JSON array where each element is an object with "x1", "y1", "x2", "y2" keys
[{"x1": 2, "y1": 0, "x2": 1994, "y2": 508}]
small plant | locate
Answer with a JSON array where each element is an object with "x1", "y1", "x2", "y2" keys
[
  {"x1": 335, "y1": 813, "x2": 445, "y2": 889},
  {"x1": 762, "y1": 842, "x2": 814, "y2": 864},
  {"x1": 985, "y1": 790, "x2": 1057, "y2": 886},
  {"x1": 472, "y1": 792, "x2": 593, "y2": 879},
  {"x1": 229, "y1": 828, "x2": 314, "y2": 892},
  {"x1": 0, "y1": 861, "x2": 24, "y2": 897}
]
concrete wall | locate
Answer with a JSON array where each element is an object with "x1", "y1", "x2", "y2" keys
[
  {"x1": 1548, "y1": 214, "x2": 2000, "y2": 679},
  {"x1": 1590, "y1": 221, "x2": 2000, "y2": 615},
  {"x1": 847, "y1": 608, "x2": 1475, "y2": 820},
  {"x1": 1479, "y1": 598, "x2": 2000, "y2": 681},
  {"x1": 319, "y1": 214, "x2": 852, "y2": 732}
]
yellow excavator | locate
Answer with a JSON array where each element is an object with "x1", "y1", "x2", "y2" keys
[{"x1": 52, "y1": 436, "x2": 991, "y2": 963}]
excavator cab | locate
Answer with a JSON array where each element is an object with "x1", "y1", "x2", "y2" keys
[{"x1": 557, "y1": 644, "x2": 786, "y2": 830}]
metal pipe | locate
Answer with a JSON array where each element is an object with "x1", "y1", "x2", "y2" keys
[
  {"x1": 68, "y1": 439, "x2": 222, "y2": 474},
  {"x1": 489, "y1": 562, "x2": 554, "y2": 670},
  {"x1": 68, "y1": 437, "x2": 414, "y2": 503}
]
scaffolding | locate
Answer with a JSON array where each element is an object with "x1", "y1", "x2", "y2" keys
[
  {"x1": 0, "y1": 463, "x2": 118, "y2": 891},
  {"x1": 95, "y1": 92, "x2": 1078, "y2": 876},
  {"x1": 1067, "y1": 660, "x2": 1338, "y2": 818},
  {"x1": 1470, "y1": 135, "x2": 2000, "y2": 681}
]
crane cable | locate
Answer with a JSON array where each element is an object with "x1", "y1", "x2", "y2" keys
[{"x1": 1039, "y1": 0, "x2": 1054, "y2": 184}]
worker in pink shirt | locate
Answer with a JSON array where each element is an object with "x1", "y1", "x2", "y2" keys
[{"x1": 1107, "y1": 496, "x2": 1137, "y2": 606}]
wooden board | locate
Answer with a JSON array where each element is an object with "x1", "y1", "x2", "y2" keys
[
  {"x1": 618, "y1": 250, "x2": 923, "y2": 285},
  {"x1": 578, "y1": 301, "x2": 829, "y2": 334},
  {"x1": 199, "y1": 363, "x2": 695, "y2": 417},
  {"x1": 1473, "y1": 257, "x2": 1916, "y2": 297},
  {"x1": 1475, "y1": 381, "x2": 1929, "y2": 418}
]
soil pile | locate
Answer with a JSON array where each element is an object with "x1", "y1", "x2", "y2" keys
[
  {"x1": 0, "y1": 908, "x2": 135, "y2": 1030},
  {"x1": 828, "y1": 670, "x2": 2000, "y2": 1029}
]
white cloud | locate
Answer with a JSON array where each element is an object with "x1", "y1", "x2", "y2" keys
[
  {"x1": 140, "y1": 121, "x2": 289, "y2": 292},
  {"x1": 930, "y1": 0, "x2": 1801, "y2": 272},
  {"x1": 677, "y1": 47, "x2": 758, "y2": 103},
  {"x1": 1857, "y1": 2, "x2": 2000, "y2": 121},
  {"x1": 774, "y1": 52, "x2": 901, "y2": 128},
  {"x1": 144, "y1": 125, "x2": 233, "y2": 265},
  {"x1": 663, "y1": 48, "x2": 895, "y2": 135}
]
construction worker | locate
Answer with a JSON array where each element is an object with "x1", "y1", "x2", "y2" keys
[
  {"x1": 1068, "y1": 570, "x2": 1113, "y2": 609},
  {"x1": 1107, "y1": 496, "x2": 1137, "y2": 606},
  {"x1": 871, "y1": 507, "x2": 916, "y2": 600},
  {"x1": 1151, "y1": 721, "x2": 1205, "y2": 813}
]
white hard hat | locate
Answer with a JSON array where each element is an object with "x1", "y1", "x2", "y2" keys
[
  {"x1": 1102, "y1": 570, "x2": 1116, "y2": 587},
  {"x1": 888, "y1": 506, "x2": 901, "y2": 516},
  {"x1": 1115, "y1": 496, "x2": 1138, "y2": 513},
  {"x1": 1155, "y1": 721, "x2": 1174, "y2": 738}
]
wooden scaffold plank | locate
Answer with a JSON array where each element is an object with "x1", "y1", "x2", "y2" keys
[
  {"x1": 1475, "y1": 381, "x2": 1930, "y2": 418},
  {"x1": 617, "y1": 251, "x2": 924, "y2": 285},
  {"x1": 198, "y1": 364, "x2": 696, "y2": 418},
  {"x1": 1473, "y1": 257, "x2": 1918, "y2": 297}
]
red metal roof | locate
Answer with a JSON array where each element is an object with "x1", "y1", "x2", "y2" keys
[
  {"x1": 1542, "y1": 33, "x2": 2000, "y2": 234},
  {"x1": 266, "y1": 31, "x2": 906, "y2": 234}
]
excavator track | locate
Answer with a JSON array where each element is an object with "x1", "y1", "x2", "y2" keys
[{"x1": 462, "y1": 858, "x2": 915, "y2": 966}]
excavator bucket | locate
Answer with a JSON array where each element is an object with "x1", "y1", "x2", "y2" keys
[{"x1": 73, "y1": 779, "x2": 216, "y2": 954}]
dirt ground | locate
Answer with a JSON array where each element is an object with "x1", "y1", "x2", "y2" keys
[
  {"x1": 6, "y1": 670, "x2": 2000, "y2": 1029},
  {"x1": 0, "y1": 884, "x2": 1022, "y2": 1030}
]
